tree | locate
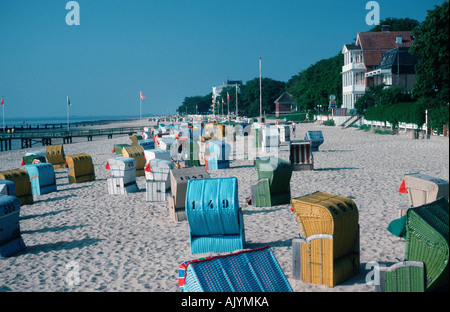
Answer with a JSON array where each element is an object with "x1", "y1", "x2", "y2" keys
[
  {"x1": 369, "y1": 17, "x2": 420, "y2": 32},
  {"x1": 287, "y1": 53, "x2": 343, "y2": 111},
  {"x1": 178, "y1": 94, "x2": 212, "y2": 115},
  {"x1": 410, "y1": 1, "x2": 449, "y2": 130},
  {"x1": 239, "y1": 78, "x2": 286, "y2": 117}
]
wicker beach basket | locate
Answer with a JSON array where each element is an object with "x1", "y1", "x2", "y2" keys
[
  {"x1": 66, "y1": 153, "x2": 95, "y2": 184},
  {"x1": 46, "y1": 144, "x2": 66, "y2": 169},
  {"x1": 0, "y1": 169, "x2": 33, "y2": 205},
  {"x1": 405, "y1": 197, "x2": 449, "y2": 291},
  {"x1": 122, "y1": 146, "x2": 146, "y2": 177}
]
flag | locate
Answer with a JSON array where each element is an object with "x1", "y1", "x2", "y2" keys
[
  {"x1": 222, "y1": 99, "x2": 225, "y2": 105},
  {"x1": 213, "y1": 86, "x2": 220, "y2": 97},
  {"x1": 398, "y1": 179, "x2": 408, "y2": 193},
  {"x1": 67, "y1": 96, "x2": 71, "y2": 106},
  {"x1": 236, "y1": 85, "x2": 240, "y2": 93},
  {"x1": 0, "y1": 97, "x2": 4, "y2": 106},
  {"x1": 227, "y1": 92, "x2": 230, "y2": 101},
  {"x1": 140, "y1": 91, "x2": 145, "y2": 101}
]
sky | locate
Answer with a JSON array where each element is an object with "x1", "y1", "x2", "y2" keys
[{"x1": 0, "y1": 0, "x2": 445, "y2": 119}]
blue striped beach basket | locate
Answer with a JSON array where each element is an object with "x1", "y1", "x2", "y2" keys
[
  {"x1": 304, "y1": 131, "x2": 324, "y2": 151},
  {"x1": 0, "y1": 195, "x2": 26, "y2": 257},
  {"x1": 178, "y1": 246, "x2": 293, "y2": 292},
  {"x1": 185, "y1": 177, "x2": 244, "y2": 254},
  {"x1": 24, "y1": 163, "x2": 57, "y2": 196}
]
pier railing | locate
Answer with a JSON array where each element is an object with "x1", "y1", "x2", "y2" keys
[{"x1": 0, "y1": 126, "x2": 144, "y2": 151}]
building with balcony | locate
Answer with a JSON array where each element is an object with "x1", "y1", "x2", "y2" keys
[{"x1": 341, "y1": 27, "x2": 415, "y2": 111}]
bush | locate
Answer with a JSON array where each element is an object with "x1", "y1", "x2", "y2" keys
[{"x1": 323, "y1": 119, "x2": 335, "y2": 126}]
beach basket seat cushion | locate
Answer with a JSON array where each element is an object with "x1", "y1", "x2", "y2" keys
[
  {"x1": 185, "y1": 177, "x2": 244, "y2": 254},
  {"x1": 66, "y1": 153, "x2": 96, "y2": 183},
  {"x1": 404, "y1": 197, "x2": 449, "y2": 291},
  {"x1": 0, "y1": 169, "x2": 33, "y2": 205},
  {"x1": 24, "y1": 163, "x2": 57, "y2": 196},
  {"x1": 179, "y1": 246, "x2": 292, "y2": 292},
  {"x1": 0, "y1": 195, "x2": 26, "y2": 257}
]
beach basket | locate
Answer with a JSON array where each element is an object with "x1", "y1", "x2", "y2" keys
[
  {"x1": 251, "y1": 156, "x2": 292, "y2": 207},
  {"x1": 129, "y1": 135, "x2": 143, "y2": 146},
  {"x1": 178, "y1": 246, "x2": 292, "y2": 292},
  {"x1": 0, "y1": 169, "x2": 33, "y2": 205},
  {"x1": 278, "y1": 125, "x2": 290, "y2": 143},
  {"x1": 261, "y1": 126, "x2": 280, "y2": 151},
  {"x1": 144, "y1": 158, "x2": 174, "y2": 191},
  {"x1": 291, "y1": 191, "x2": 360, "y2": 287},
  {"x1": 0, "y1": 179, "x2": 16, "y2": 196},
  {"x1": 198, "y1": 141, "x2": 207, "y2": 165},
  {"x1": 106, "y1": 157, "x2": 138, "y2": 195},
  {"x1": 304, "y1": 131, "x2": 324, "y2": 151},
  {"x1": 24, "y1": 163, "x2": 57, "y2": 196},
  {"x1": 122, "y1": 146, "x2": 146, "y2": 177},
  {"x1": 403, "y1": 173, "x2": 449, "y2": 207},
  {"x1": 168, "y1": 167, "x2": 210, "y2": 222},
  {"x1": 158, "y1": 137, "x2": 177, "y2": 151},
  {"x1": 181, "y1": 140, "x2": 200, "y2": 167},
  {"x1": 289, "y1": 140, "x2": 313, "y2": 171},
  {"x1": 112, "y1": 144, "x2": 131, "y2": 156},
  {"x1": 404, "y1": 197, "x2": 449, "y2": 291},
  {"x1": 138, "y1": 139, "x2": 155, "y2": 150},
  {"x1": 144, "y1": 149, "x2": 172, "y2": 162},
  {"x1": 21, "y1": 151, "x2": 47, "y2": 166},
  {"x1": 375, "y1": 261, "x2": 425, "y2": 292},
  {"x1": 145, "y1": 180, "x2": 167, "y2": 202},
  {"x1": 205, "y1": 154, "x2": 230, "y2": 171},
  {"x1": 46, "y1": 144, "x2": 66, "y2": 169},
  {"x1": 66, "y1": 153, "x2": 96, "y2": 184},
  {"x1": 206, "y1": 140, "x2": 231, "y2": 162},
  {"x1": 185, "y1": 177, "x2": 244, "y2": 254},
  {"x1": 0, "y1": 195, "x2": 26, "y2": 258}
]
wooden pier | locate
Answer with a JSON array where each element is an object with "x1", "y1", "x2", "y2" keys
[{"x1": 0, "y1": 126, "x2": 143, "y2": 151}]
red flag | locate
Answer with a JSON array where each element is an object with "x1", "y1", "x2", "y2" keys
[
  {"x1": 112, "y1": 147, "x2": 115, "y2": 152},
  {"x1": 227, "y1": 92, "x2": 230, "y2": 101},
  {"x1": 0, "y1": 97, "x2": 4, "y2": 106},
  {"x1": 21, "y1": 159, "x2": 25, "y2": 166},
  {"x1": 144, "y1": 162, "x2": 152, "y2": 173},
  {"x1": 398, "y1": 179, "x2": 408, "y2": 193},
  {"x1": 105, "y1": 162, "x2": 110, "y2": 170},
  {"x1": 140, "y1": 91, "x2": 145, "y2": 101}
]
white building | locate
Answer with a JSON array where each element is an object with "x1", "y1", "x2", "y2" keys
[{"x1": 341, "y1": 28, "x2": 415, "y2": 112}]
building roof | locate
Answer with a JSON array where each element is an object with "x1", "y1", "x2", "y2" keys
[
  {"x1": 376, "y1": 46, "x2": 420, "y2": 74},
  {"x1": 274, "y1": 91, "x2": 295, "y2": 104},
  {"x1": 355, "y1": 31, "x2": 415, "y2": 68}
]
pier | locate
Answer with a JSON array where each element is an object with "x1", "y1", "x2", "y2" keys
[{"x1": 0, "y1": 126, "x2": 143, "y2": 151}]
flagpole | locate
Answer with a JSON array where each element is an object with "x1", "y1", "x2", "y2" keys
[
  {"x1": 67, "y1": 96, "x2": 70, "y2": 131},
  {"x1": 235, "y1": 84, "x2": 238, "y2": 118},
  {"x1": 2, "y1": 102, "x2": 5, "y2": 133},
  {"x1": 227, "y1": 93, "x2": 229, "y2": 116},
  {"x1": 139, "y1": 91, "x2": 142, "y2": 127},
  {"x1": 259, "y1": 57, "x2": 262, "y2": 123}
]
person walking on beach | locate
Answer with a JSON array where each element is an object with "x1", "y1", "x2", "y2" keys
[{"x1": 291, "y1": 121, "x2": 296, "y2": 138}]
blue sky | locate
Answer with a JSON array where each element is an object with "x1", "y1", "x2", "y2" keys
[{"x1": 0, "y1": 0, "x2": 445, "y2": 119}]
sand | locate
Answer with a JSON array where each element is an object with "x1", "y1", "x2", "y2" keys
[{"x1": 0, "y1": 119, "x2": 448, "y2": 292}]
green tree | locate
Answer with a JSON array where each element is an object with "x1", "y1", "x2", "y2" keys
[
  {"x1": 239, "y1": 78, "x2": 286, "y2": 117},
  {"x1": 369, "y1": 17, "x2": 420, "y2": 32},
  {"x1": 410, "y1": 1, "x2": 449, "y2": 130},
  {"x1": 178, "y1": 94, "x2": 212, "y2": 115},
  {"x1": 287, "y1": 53, "x2": 343, "y2": 111}
]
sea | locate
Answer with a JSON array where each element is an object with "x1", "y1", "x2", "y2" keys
[{"x1": 2, "y1": 114, "x2": 145, "y2": 128}]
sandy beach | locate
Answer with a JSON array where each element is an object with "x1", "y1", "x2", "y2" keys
[{"x1": 0, "y1": 119, "x2": 448, "y2": 293}]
